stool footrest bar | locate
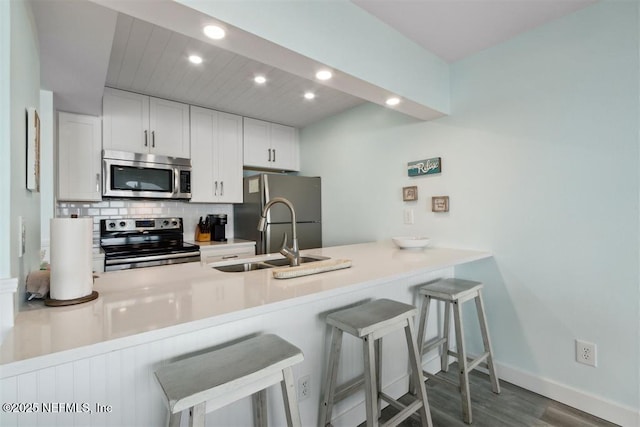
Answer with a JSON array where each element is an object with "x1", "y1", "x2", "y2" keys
[
  {"x1": 334, "y1": 375, "x2": 365, "y2": 403},
  {"x1": 422, "y1": 337, "x2": 447, "y2": 354},
  {"x1": 380, "y1": 393, "x2": 422, "y2": 423},
  {"x1": 467, "y1": 352, "x2": 490, "y2": 372},
  {"x1": 448, "y1": 351, "x2": 490, "y2": 373},
  {"x1": 380, "y1": 397, "x2": 423, "y2": 427}
]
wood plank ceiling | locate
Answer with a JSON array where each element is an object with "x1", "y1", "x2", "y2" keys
[{"x1": 106, "y1": 14, "x2": 365, "y2": 128}]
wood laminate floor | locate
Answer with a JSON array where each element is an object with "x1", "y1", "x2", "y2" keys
[{"x1": 359, "y1": 364, "x2": 618, "y2": 427}]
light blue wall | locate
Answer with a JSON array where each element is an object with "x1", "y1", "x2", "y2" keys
[
  {"x1": 0, "y1": 1, "x2": 10, "y2": 279},
  {"x1": 39, "y1": 90, "x2": 54, "y2": 259},
  {"x1": 8, "y1": 0, "x2": 41, "y2": 303},
  {"x1": 176, "y1": 0, "x2": 450, "y2": 113},
  {"x1": 300, "y1": 1, "x2": 639, "y2": 420}
]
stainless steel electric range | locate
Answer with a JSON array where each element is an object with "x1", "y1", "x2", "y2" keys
[{"x1": 100, "y1": 218, "x2": 200, "y2": 271}]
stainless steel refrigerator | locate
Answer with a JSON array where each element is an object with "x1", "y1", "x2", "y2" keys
[{"x1": 234, "y1": 174, "x2": 322, "y2": 255}]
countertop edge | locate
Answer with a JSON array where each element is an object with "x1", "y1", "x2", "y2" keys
[{"x1": 0, "y1": 244, "x2": 492, "y2": 378}]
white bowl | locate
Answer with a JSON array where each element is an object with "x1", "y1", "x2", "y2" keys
[{"x1": 392, "y1": 236, "x2": 430, "y2": 249}]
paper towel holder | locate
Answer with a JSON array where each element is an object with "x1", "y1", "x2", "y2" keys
[
  {"x1": 44, "y1": 290, "x2": 99, "y2": 307},
  {"x1": 47, "y1": 217, "x2": 99, "y2": 307}
]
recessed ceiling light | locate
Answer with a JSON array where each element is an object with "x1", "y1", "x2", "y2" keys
[
  {"x1": 254, "y1": 75, "x2": 267, "y2": 84},
  {"x1": 304, "y1": 92, "x2": 315, "y2": 100},
  {"x1": 385, "y1": 97, "x2": 400, "y2": 106},
  {"x1": 188, "y1": 55, "x2": 203, "y2": 64},
  {"x1": 203, "y1": 25, "x2": 226, "y2": 40},
  {"x1": 315, "y1": 70, "x2": 332, "y2": 81}
]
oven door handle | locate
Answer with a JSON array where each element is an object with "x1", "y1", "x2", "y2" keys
[{"x1": 105, "y1": 251, "x2": 200, "y2": 265}]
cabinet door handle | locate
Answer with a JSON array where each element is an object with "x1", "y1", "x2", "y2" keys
[
  {"x1": 222, "y1": 255, "x2": 238, "y2": 259},
  {"x1": 144, "y1": 130, "x2": 148, "y2": 147},
  {"x1": 273, "y1": 149, "x2": 276, "y2": 162},
  {"x1": 214, "y1": 181, "x2": 218, "y2": 196},
  {"x1": 268, "y1": 148, "x2": 272, "y2": 162},
  {"x1": 96, "y1": 173, "x2": 100, "y2": 194},
  {"x1": 151, "y1": 131, "x2": 155, "y2": 148},
  {"x1": 220, "y1": 181, "x2": 224, "y2": 196}
]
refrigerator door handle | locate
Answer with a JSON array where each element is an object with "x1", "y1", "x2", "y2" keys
[
  {"x1": 262, "y1": 174, "x2": 271, "y2": 255},
  {"x1": 263, "y1": 174, "x2": 271, "y2": 224},
  {"x1": 264, "y1": 224, "x2": 271, "y2": 254}
]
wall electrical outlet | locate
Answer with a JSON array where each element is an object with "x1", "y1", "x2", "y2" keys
[
  {"x1": 576, "y1": 339, "x2": 597, "y2": 367},
  {"x1": 298, "y1": 374, "x2": 310, "y2": 401}
]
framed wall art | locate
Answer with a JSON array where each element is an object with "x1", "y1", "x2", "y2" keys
[
  {"x1": 408, "y1": 157, "x2": 441, "y2": 177},
  {"x1": 26, "y1": 107, "x2": 40, "y2": 192},
  {"x1": 432, "y1": 196, "x2": 449, "y2": 212},
  {"x1": 403, "y1": 186, "x2": 417, "y2": 201}
]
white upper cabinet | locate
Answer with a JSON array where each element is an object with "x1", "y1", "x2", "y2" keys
[
  {"x1": 190, "y1": 106, "x2": 243, "y2": 203},
  {"x1": 58, "y1": 112, "x2": 102, "y2": 201},
  {"x1": 243, "y1": 117, "x2": 299, "y2": 171},
  {"x1": 243, "y1": 117, "x2": 270, "y2": 168},
  {"x1": 149, "y1": 97, "x2": 190, "y2": 158},
  {"x1": 270, "y1": 122, "x2": 299, "y2": 171},
  {"x1": 102, "y1": 88, "x2": 190, "y2": 159},
  {"x1": 102, "y1": 88, "x2": 148, "y2": 153}
]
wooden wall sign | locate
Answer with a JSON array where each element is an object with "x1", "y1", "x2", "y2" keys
[{"x1": 408, "y1": 157, "x2": 441, "y2": 177}]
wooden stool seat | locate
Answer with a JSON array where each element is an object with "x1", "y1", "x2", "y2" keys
[
  {"x1": 418, "y1": 279, "x2": 484, "y2": 302},
  {"x1": 319, "y1": 299, "x2": 433, "y2": 427},
  {"x1": 155, "y1": 334, "x2": 304, "y2": 427},
  {"x1": 417, "y1": 278, "x2": 500, "y2": 424}
]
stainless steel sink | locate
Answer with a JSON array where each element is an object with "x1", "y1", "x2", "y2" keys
[
  {"x1": 263, "y1": 255, "x2": 329, "y2": 267},
  {"x1": 214, "y1": 262, "x2": 273, "y2": 273},
  {"x1": 213, "y1": 255, "x2": 329, "y2": 273}
]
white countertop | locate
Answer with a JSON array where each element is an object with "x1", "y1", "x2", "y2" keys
[{"x1": 0, "y1": 241, "x2": 490, "y2": 376}]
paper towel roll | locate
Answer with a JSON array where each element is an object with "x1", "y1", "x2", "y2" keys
[{"x1": 50, "y1": 218, "x2": 93, "y2": 300}]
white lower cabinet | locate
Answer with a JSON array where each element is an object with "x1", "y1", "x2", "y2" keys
[
  {"x1": 57, "y1": 112, "x2": 102, "y2": 201},
  {"x1": 243, "y1": 117, "x2": 299, "y2": 171},
  {"x1": 190, "y1": 106, "x2": 243, "y2": 203},
  {"x1": 93, "y1": 252, "x2": 105, "y2": 273}
]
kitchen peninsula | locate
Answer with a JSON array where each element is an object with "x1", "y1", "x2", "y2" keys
[{"x1": 0, "y1": 241, "x2": 490, "y2": 426}]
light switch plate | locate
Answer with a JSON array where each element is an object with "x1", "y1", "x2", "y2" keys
[{"x1": 403, "y1": 208, "x2": 414, "y2": 225}]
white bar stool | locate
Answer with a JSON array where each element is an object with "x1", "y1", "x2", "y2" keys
[
  {"x1": 318, "y1": 299, "x2": 433, "y2": 427},
  {"x1": 155, "y1": 334, "x2": 304, "y2": 427},
  {"x1": 416, "y1": 278, "x2": 500, "y2": 424}
]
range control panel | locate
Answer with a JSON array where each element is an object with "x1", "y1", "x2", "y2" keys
[{"x1": 101, "y1": 218, "x2": 182, "y2": 233}]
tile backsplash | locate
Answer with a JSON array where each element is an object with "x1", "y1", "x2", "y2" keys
[{"x1": 56, "y1": 200, "x2": 234, "y2": 248}]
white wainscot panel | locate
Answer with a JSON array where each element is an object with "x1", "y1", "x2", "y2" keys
[{"x1": 0, "y1": 268, "x2": 452, "y2": 426}]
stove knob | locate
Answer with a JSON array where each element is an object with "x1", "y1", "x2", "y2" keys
[
  {"x1": 163, "y1": 220, "x2": 169, "y2": 226},
  {"x1": 172, "y1": 220, "x2": 178, "y2": 226},
  {"x1": 119, "y1": 221, "x2": 126, "y2": 227},
  {"x1": 108, "y1": 222, "x2": 116, "y2": 228}
]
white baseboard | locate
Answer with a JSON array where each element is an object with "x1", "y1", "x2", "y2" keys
[{"x1": 496, "y1": 361, "x2": 639, "y2": 427}]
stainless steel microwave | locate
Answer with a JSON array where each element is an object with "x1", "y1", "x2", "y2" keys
[{"x1": 102, "y1": 150, "x2": 191, "y2": 199}]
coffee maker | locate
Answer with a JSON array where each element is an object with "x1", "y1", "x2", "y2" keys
[{"x1": 208, "y1": 214, "x2": 227, "y2": 242}]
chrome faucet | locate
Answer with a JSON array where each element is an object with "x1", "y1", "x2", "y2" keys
[{"x1": 257, "y1": 197, "x2": 300, "y2": 267}]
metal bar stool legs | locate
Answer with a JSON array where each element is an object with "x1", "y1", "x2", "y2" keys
[
  {"x1": 417, "y1": 279, "x2": 500, "y2": 424},
  {"x1": 319, "y1": 299, "x2": 433, "y2": 427}
]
